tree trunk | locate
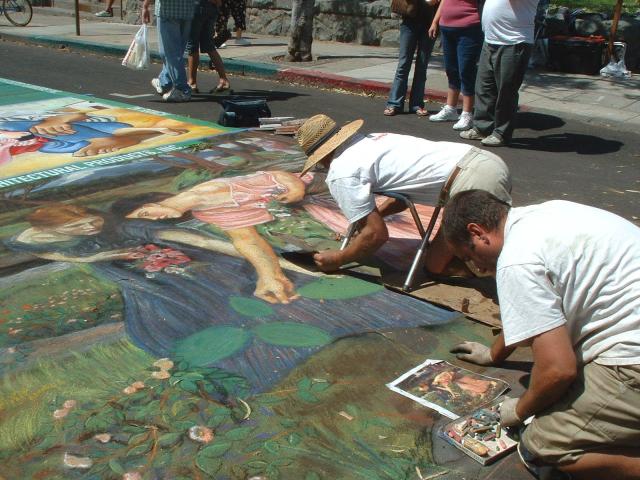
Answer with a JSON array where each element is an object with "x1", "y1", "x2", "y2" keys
[{"x1": 287, "y1": 0, "x2": 315, "y2": 62}]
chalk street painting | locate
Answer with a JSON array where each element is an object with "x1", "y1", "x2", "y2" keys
[{"x1": 0, "y1": 81, "x2": 488, "y2": 479}]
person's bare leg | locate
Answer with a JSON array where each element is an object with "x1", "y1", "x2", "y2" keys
[
  {"x1": 462, "y1": 94, "x2": 474, "y2": 114},
  {"x1": 235, "y1": 28, "x2": 242, "y2": 40},
  {"x1": 188, "y1": 51, "x2": 199, "y2": 90},
  {"x1": 559, "y1": 449, "x2": 640, "y2": 480},
  {"x1": 447, "y1": 89, "x2": 460, "y2": 109},
  {"x1": 208, "y1": 50, "x2": 230, "y2": 90}
]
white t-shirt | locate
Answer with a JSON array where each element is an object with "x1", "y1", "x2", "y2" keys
[
  {"x1": 326, "y1": 133, "x2": 473, "y2": 223},
  {"x1": 482, "y1": 0, "x2": 538, "y2": 45},
  {"x1": 497, "y1": 201, "x2": 640, "y2": 366}
]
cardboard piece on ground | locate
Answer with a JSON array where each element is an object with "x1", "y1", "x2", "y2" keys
[{"x1": 382, "y1": 269, "x2": 502, "y2": 329}]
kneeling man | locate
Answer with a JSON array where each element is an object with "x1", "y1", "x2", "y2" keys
[
  {"x1": 444, "y1": 189, "x2": 640, "y2": 479},
  {"x1": 295, "y1": 114, "x2": 512, "y2": 274}
]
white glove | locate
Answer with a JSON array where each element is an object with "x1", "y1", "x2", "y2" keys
[
  {"x1": 449, "y1": 341, "x2": 493, "y2": 366},
  {"x1": 499, "y1": 396, "x2": 523, "y2": 427}
]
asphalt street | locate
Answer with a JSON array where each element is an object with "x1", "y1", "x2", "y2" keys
[{"x1": 1, "y1": 39, "x2": 638, "y2": 225}]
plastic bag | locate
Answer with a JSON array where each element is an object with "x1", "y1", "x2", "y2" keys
[
  {"x1": 122, "y1": 24, "x2": 150, "y2": 71},
  {"x1": 600, "y1": 42, "x2": 631, "y2": 79}
]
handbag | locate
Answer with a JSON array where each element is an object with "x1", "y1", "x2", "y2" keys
[
  {"x1": 391, "y1": 0, "x2": 417, "y2": 18},
  {"x1": 218, "y1": 97, "x2": 271, "y2": 127}
]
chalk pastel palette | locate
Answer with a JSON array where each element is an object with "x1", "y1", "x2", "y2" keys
[{"x1": 439, "y1": 403, "x2": 519, "y2": 465}]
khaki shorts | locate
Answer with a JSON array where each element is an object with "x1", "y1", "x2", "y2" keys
[
  {"x1": 448, "y1": 147, "x2": 512, "y2": 205},
  {"x1": 522, "y1": 362, "x2": 640, "y2": 465}
]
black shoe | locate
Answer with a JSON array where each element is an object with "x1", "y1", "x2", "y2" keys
[{"x1": 214, "y1": 31, "x2": 231, "y2": 49}]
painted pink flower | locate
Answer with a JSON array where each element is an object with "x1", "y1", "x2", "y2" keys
[
  {"x1": 188, "y1": 426, "x2": 215, "y2": 444},
  {"x1": 123, "y1": 472, "x2": 142, "y2": 480},
  {"x1": 131, "y1": 381, "x2": 145, "y2": 390},
  {"x1": 151, "y1": 370, "x2": 170, "y2": 380},
  {"x1": 94, "y1": 433, "x2": 111, "y2": 443},
  {"x1": 53, "y1": 408, "x2": 69, "y2": 419}
]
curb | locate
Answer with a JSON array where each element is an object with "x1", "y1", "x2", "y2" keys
[{"x1": 0, "y1": 30, "x2": 450, "y2": 103}]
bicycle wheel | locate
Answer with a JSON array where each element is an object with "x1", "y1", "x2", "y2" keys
[{"x1": 3, "y1": 0, "x2": 33, "y2": 26}]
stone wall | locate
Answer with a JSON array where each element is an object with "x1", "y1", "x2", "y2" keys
[{"x1": 247, "y1": 0, "x2": 402, "y2": 47}]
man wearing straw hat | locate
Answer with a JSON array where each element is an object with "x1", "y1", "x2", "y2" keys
[{"x1": 296, "y1": 114, "x2": 512, "y2": 273}]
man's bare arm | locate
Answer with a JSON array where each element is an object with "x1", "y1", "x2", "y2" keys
[
  {"x1": 514, "y1": 325, "x2": 577, "y2": 420},
  {"x1": 313, "y1": 208, "x2": 388, "y2": 271}
]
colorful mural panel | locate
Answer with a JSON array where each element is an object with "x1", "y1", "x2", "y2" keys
[{"x1": 0, "y1": 80, "x2": 503, "y2": 479}]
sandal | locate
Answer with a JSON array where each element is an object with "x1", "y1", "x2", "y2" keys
[
  {"x1": 415, "y1": 107, "x2": 429, "y2": 117},
  {"x1": 188, "y1": 84, "x2": 199, "y2": 94},
  {"x1": 383, "y1": 106, "x2": 397, "y2": 116},
  {"x1": 213, "y1": 80, "x2": 230, "y2": 92}
]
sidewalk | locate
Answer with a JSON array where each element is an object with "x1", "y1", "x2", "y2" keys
[{"x1": 2, "y1": 8, "x2": 640, "y2": 133}]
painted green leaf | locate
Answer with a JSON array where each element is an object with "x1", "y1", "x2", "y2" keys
[
  {"x1": 225, "y1": 426, "x2": 254, "y2": 441},
  {"x1": 305, "y1": 472, "x2": 321, "y2": 480},
  {"x1": 266, "y1": 464, "x2": 281, "y2": 479},
  {"x1": 128, "y1": 441, "x2": 152, "y2": 456},
  {"x1": 229, "y1": 296, "x2": 274, "y2": 317},
  {"x1": 272, "y1": 457, "x2": 293, "y2": 467},
  {"x1": 280, "y1": 418, "x2": 298, "y2": 428},
  {"x1": 297, "y1": 390, "x2": 319, "y2": 403},
  {"x1": 297, "y1": 377, "x2": 312, "y2": 391},
  {"x1": 195, "y1": 454, "x2": 222, "y2": 476},
  {"x1": 128, "y1": 432, "x2": 149, "y2": 446},
  {"x1": 287, "y1": 433, "x2": 302, "y2": 446},
  {"x1": 199, "y1": 441, "x2": 232, "y2": 458},
  {"x1": 310, "y1": 380, "x2": 330, "y2": 393},
  {"x1": 157, "y1": 432, "x2": 183, "y2": 448},
  {"x1": 297, "y1": 276, "x2": 384, "y2": 300},
  {"x1": 174, "y1": 326, "x2": 251, "y2": 366},
  {"x1": 252, "y1": 322, "x2": 331, "y2": 348},
  {"x1": 263, "y1": 440, "x2": 280, "y2": 454},
  {"x1": 108, "y1": 459, "x2": 125, "y2": 475}
]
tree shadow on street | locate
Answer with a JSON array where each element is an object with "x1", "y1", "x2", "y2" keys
[{"x1": 509, "y1": 132, "x2": 623, "y2": 155}]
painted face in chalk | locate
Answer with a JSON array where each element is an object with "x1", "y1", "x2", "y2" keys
[{"x1": 52, "y1": 216, "x2": 104, "y2": 236}]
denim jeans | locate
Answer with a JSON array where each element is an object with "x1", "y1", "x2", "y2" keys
[
  {"x1": 386, "y1": 17, "x2": 434, "y2": 112},
  {"x1": 440, "y1": 24, "x2": 483, "y2": 96},
  {"x1": 157, "y1": 16, "x2": 192, "y2": 93}
]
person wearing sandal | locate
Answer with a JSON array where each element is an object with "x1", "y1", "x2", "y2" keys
[
  {"x1": 384, "y1": 0, "x2": 437, "y2": 117},
  {"x1": 187, "y1": 0, "x2": 231, "y2": 95}
]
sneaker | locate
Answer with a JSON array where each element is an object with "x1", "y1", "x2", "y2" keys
[
  {"x1": 151, "y1": 78, "x2": 166, "y2": 95},
  {"x1": 459, "y1": 127, "x2": 486, "y2": 141},
  {"x1": 481, "y1": 133, "x2": 505, "y2": 147},
  {"x1": 453, "y1": 111, "x2": 473, "y2": 131},
  {"x1": 162, "y1": 89, "x2": 191, "y2": 103},
  {"x1": 94, "y1": 9, "x2": 113, "y2": 17},
  {"x1": 429, "y1": 105, "x2": 458, "y2": 122}
]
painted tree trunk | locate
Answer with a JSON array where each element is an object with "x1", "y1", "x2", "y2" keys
[{"x1": 287, "y1": 0, "x2": 315, "y2": 62}]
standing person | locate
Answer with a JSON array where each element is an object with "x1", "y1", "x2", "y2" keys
[
  {"x1": 187, "y1": 0, "x2": 231, "y2": 93},
  {"x1": 215, "y1": 0, "x2": 249, "y2": 47},
  {"x1": 427, "y1": 0, "x2": 482, "y2": 131},
  {"x1": 143, "y1": 0, "x2": 195, "y2": 103},
  {"x1": 294, "y1": 114, "x2": 512, "y2": 274},
  {"x1": 95, "y1": 0, "x2": 116, "y2": 17},
  {"x1": 444, "y1": 190, "x2": 640, "y2": 479},
  {"x1": 287, "y1": 0, "x2": 315, "y2": 62},
  {"x1": 459, "y1": 0, "x2": 538, "y2": 146},
  {"x1": 384, "y1": 0, "x2": 437, "y2": 117}
]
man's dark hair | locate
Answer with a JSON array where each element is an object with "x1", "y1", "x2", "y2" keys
[{"x1": 442, "y1": 190, "x2": 511, "y2": 247}]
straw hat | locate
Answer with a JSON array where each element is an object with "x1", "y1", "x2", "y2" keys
[{"x1": 297, "y1": 114, "x2": 364, "y2": 175}]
